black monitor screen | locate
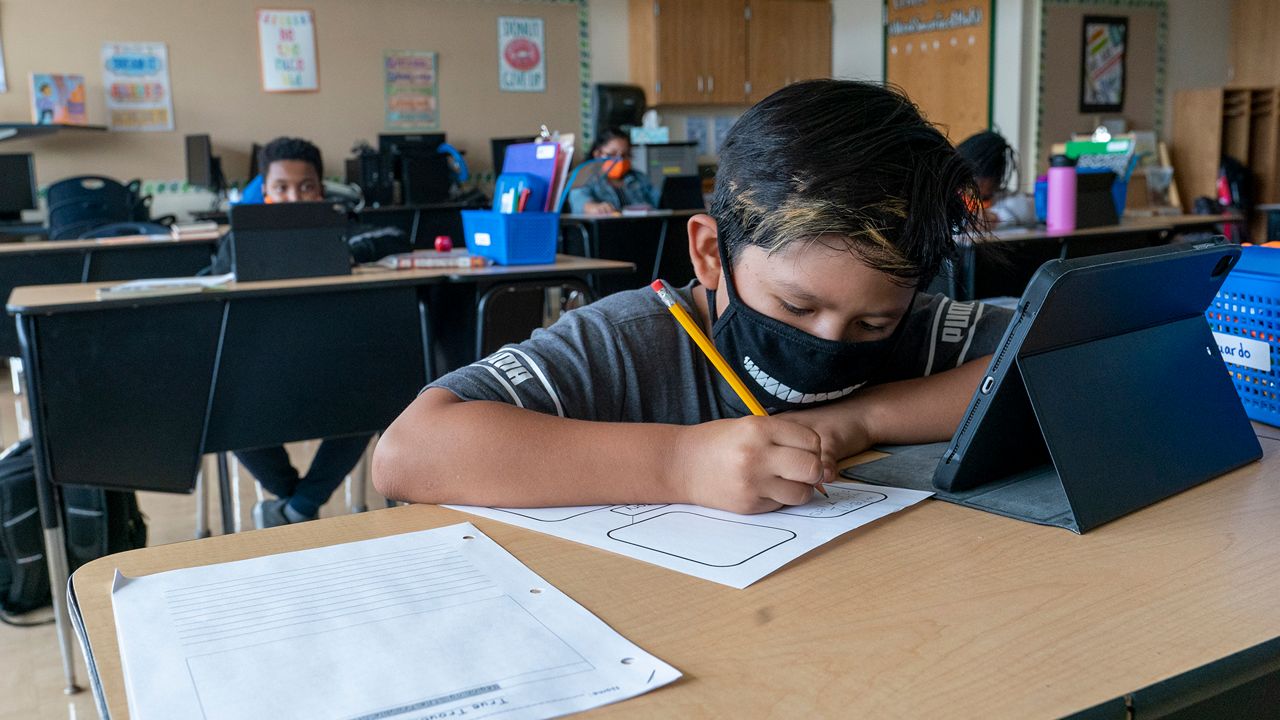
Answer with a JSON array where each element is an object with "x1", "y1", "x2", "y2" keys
[
  {"x1": 491, "y1": 136, "x2": 537, "y2": 176},
  {"x1": 0, "y1": 154, "x2": 36, "y2": 214},
  {"x1": 378, "y1": 133, "x2": 446, "y2": 157},
  {"x1": 248, "y1": 142, "x2": 263, "y2": 180},
  {"x1": 186, "y1": 134, "x2": 214, "y2": 188}
]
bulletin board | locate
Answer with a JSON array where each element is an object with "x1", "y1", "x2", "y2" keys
[
  {"x1": 1037, "y1": 0, "x2": 1165, "y2": 174},
  {"x1": 884, "y1": 0, "x2": 994, "y2": 142}
]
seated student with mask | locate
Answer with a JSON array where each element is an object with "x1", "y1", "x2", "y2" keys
[
  {"x1": 373, "y1": 80, "x2": 1012, "y2": 514},
  {"x1": 232, "y1": 136, "x2": 375, "y2": 528},
  {"x1": 568, "y1": 127, "x2": 659, "y2": 215}
]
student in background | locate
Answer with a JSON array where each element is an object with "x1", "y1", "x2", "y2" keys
[
  {"x1": 374, "y1": 80, "x2": 1011, "y2": 514},
  {"x1": 568, "y1": 127, "x2": 659, "y2": 215},
  {"x1": 236, "y1": 137, "x2": 374, "y2": 528},
  {"x1": 957, "y1": 130, "x2": 1036, "y2": 227}
]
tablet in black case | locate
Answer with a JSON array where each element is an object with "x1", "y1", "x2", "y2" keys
[{"x1": 932, "y1": 238, "x2": 1261, "y2": 532}]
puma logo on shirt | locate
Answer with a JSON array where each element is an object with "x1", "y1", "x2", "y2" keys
[{"x1": 484, "y1": 351, "x2": 533, "y2": 386}]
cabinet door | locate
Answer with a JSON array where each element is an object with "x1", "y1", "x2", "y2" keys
[
  {"x1": 748, "y1": 1, "x2": 832, "y2": 103},
  {"x1": 702, "y1": 0, "x2": 749, "y2": 103},
  {"x1": 654, "y1": 0, "x2": 708, "y2": 104},
  {"x1": 786, "y1": 1, "x2": 832, "y2": 84}
]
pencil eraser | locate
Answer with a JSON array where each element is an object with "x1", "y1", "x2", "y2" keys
[{"x1": 650, "y1": 280, "x2": 664, "y2": 292}]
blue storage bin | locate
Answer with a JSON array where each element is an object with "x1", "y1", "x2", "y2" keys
[
  {"x1": 1206, "y1": 246, "x2": 1280, "y2": 426},
  {"x1": 1033, "y1": 175, "x2": 1048, "y2": 223},
  {"x1": 461, "y1": 210, "x2": 558, "y2": 265}
]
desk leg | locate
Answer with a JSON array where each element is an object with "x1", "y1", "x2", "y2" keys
[
  {"x1": 19, "y1": 314, "x2": 81, "y2": 693},
  {"x1": 217, "y1": 453, "x2": 235, "y2": 534}
]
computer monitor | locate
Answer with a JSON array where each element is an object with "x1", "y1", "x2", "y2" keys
[
  {"x1": 0, "y1": 153, "x2": 37, "y2": 222},
  {"x1": 248, "y1": 142, "x2": 264, "y2": 180},
  {"x1": 378, "y1": 133, "x2": 446, "y2": 178},
  {"x1": 490, "y1": 136, "x2": 537, "y2": 177},
  {"x1": 658, "y1": 175, "x2": 705, "y2": 210},
  {"x1": 379, "y1": 133, "x2": 449, "y2": 204},
  {"x1": 185, "y1": 134, "x2": 225, "y2": 193},
  {"x1": 593, "y1": 84, "x2": 646, "y2": 139}
]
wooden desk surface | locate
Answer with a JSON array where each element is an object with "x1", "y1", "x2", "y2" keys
[
  {"x1": 0, "y1": 232, "x2": 222, "y2": 255},
  {"x1": 7, "y1": 255, "x2": 634, "y2": 314},
  {"x1": 988, "y1": 213, "x2": 1240, "y2": 243},
  {"x1": 71, "y1": 432, "x2": 1280, "y2": 718}
]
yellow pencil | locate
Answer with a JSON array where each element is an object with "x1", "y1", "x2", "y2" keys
[{"x1": 650, "y1": 280, "x2": 828, "y2": 497}]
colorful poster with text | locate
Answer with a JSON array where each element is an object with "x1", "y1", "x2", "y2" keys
[
  {"x1": 498, "y1": 16, "x2": 545, "y2": 92},
  {"x1": 101, "y1": 42, "x2": 174, "y2": 131},
  {"x1": 385, "y1": 50, "x2": 439, "y2": 131},
  {"x1": 257, "y1": 9, "x2": 318, "y2": 92}
]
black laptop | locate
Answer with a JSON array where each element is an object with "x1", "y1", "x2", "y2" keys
[
  {"x1": 932, "y1": 238, "x2": 1261, "y2": 531},
  {"x1": 658, "y1": 175, "x2": 705, "y2": 210},
  {"x1": 227, "y1": 202, "x2": 352, "y2": 281}
]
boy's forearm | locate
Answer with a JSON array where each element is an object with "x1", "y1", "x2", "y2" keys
[
  {"x1": 793, "y1": 357, "x2": 990, "y2": 459},
  {"x1": 857, "y1": 357, "x2": 989, "y2": 445},
  {"x1": 373, "y1": 392, "x2": 687, "y2": 507}
]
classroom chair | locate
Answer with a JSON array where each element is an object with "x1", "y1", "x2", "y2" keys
[
  {"x1": 78, "y1": 221, "x2": 170, "y2": 239},
  {"x1": 46, "y1": 176, "x2": 171, "y2": 240}
]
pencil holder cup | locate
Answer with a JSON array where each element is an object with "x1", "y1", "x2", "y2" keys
[{"x1": 461, "y1": 210, "x2": 559, "y2": 265}]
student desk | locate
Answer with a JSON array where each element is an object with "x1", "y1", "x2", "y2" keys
[
  {"x1": 0, "y1": 232, "x2": 220, "y2": 357},
  {"x1": 953, "y1": 214, "x2": 1242, "y2": 300},
  {"x1": 68, "y1": 429, "x2": 1280, "y2": 719},
  {"x1": 8, "y1": 255, "x2": 633, "y2": 695},
  {"x1": 561, "y1": 209, "x2": 700, "y2": 296}
]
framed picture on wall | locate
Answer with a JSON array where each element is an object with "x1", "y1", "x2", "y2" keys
[{"x1": 1080, "y1": 15, "x2": 1127, "y2": 113}]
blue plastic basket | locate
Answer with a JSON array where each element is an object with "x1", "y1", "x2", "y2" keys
[
  {"x1": 1206, "y1": 246, "x2": 1280, "y2": 426},
  {"x1": 461, "y1": 210, "x2": 558, "y2": 265}
]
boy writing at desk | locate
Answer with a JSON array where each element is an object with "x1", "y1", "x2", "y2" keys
[{"x1": 374, "y1": 80, "x2": 1011, "y2": 514}]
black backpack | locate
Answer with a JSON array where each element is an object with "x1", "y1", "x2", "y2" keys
[{"x1": 0, "y1": 439, "x2": 147, "y2": 616}]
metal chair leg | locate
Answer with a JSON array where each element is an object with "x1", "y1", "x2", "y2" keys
[
  {"x1": 194, "y1": 456, "x2": 211, "y2": 539},
  {"x1": 217, "y1": 453, "x2": 235, "y2": 535}
]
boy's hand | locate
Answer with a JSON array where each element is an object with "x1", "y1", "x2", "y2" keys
[
  {"x1": 673, "y1": 416, "x2": 833, "y2": 514},
  {"x1": 783, "y1": 400, "x2": 874, "y2": 469}
]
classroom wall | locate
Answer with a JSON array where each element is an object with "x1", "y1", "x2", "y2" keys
[{"x1": 0, "y1": 0, "x2": 584, "y2": 185}]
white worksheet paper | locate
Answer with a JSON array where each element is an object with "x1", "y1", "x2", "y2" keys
[
  {"x1": 111, "y1": 523, "x2": 679, "y2": 720},
  {"x1": 449, "y1": 482, "x2": 932, "y2": 589}
]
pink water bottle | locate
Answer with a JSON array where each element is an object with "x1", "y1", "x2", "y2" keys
[{"x1": 1046, "y1": 154, "x2": 1077, "y2": 233}]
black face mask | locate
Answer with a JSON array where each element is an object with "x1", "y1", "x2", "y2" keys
[{"x1": 706, "y1": 242, "x2": 912, "y2": 413}]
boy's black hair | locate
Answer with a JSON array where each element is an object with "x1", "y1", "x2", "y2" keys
[
  {"x1": 710, "y1": 79, "x2": 981, "y2": 286},
  {"x1": 259, "y1": 136, "x2": 323, "y2": 178},
  {"x1": 957, "y1": 130, "x2": 1016, "y2": 192},
  {"x1": 589, "y1": 127, "x2": 630, "y2": 156}
]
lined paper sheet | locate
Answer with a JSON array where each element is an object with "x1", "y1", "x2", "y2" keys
[
  {"x1": 450, "y1": 481, "x2": 932, "y2": 589},
  {"x1": 111, "y1": 523, "x2": 679, "y2": 720}
]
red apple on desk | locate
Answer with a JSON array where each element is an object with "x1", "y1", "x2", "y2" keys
[{"x1": 434, "y1": 235, "x2": 453, "y2": 253}]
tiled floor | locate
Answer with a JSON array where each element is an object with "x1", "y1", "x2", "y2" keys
[{"x1": 0, "y1": 377, "x2": 390, "y2": 720}]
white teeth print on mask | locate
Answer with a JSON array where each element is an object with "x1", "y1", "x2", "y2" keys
[{"x1": 742, "y1": 356, "x2": 862, "y2": 405}]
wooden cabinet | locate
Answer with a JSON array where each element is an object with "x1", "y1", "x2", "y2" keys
[
  {"x1": 747, "y1": 0, "x2": 832, "y2": 103},
  {"x1": 1173, "y1": 87, "x2": 1280, "y2": 207},
  {"x1": 630, "y1": 0, "x2": 830, "y2": 106},
  {"x1": 1172, "y1": 86, "x2": 1280, "y2": 238}
]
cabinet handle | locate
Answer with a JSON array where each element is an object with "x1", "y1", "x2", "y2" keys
[
  {"x1": 697, "y1": 75, "x2": 704, "y2": 92},
  {"x1": 708, "y1": 75, "x2": 714, "y2": 93}
]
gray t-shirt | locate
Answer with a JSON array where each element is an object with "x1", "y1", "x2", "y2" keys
[{"x1": 429, "y1": 285, "x2": 1012, "y2": 423}]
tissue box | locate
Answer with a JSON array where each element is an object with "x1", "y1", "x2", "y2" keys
[{"x1": 630, "y1": 127, "x2": 669, "y2": 144}]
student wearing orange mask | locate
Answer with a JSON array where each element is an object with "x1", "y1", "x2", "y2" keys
[{"x1": 568, "y1": 127, "x2": 659, "y2": 215}]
